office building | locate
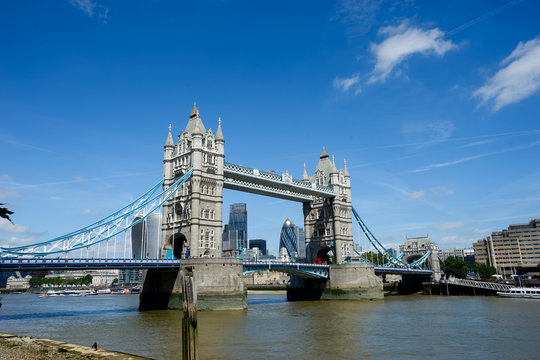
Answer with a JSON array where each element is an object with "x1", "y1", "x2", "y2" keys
[
  {"x1": 131, "y1": 213, "x2": 162, "y2": 259},
  {"x1": 249, "y1": 239, "x2": 267, "y2": 256},
  {"x1": 279, "y1": 218, "x2": 305, "y2": 260},
  {"x1": 222, "y1": 203, "x2": 247, "y2": 251},
  {"x1": 473, "y1": 218, "x2": 540, "y2": 275}
]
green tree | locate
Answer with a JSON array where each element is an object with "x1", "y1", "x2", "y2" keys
[
  {"x1": 441, "y1": 256, "x2": 468, "y2": 279},
  {"x1": 363, "y1": 251, "x2": 386, "y2": 265},
  {"x1": 474, "y1": 262, "x2": 496, "y2": 279}
]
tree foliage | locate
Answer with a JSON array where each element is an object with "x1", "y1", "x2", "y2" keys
[
  {"x1": 363, "y1": 251, "x2": 386, "y2": 265},
  {"x1": 29, "y1": 274, "x2": 93, "y2": 287},
  {"x1": 474, "y1": 262, "x2": 497, "y2": 279},
  {"x1": 441, "y1": 256, "x2": 468, "y2": 279}
]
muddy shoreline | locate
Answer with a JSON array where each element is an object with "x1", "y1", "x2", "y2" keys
[{"x1": 0, "y1": 333, "x2": 150, "y2": 360}]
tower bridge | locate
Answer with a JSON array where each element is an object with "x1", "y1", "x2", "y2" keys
[{"x1": 0, "y1": 104, "x2": 438, "y2": 310}]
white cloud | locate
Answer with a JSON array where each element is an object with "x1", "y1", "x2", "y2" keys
[
  {"x1": 431, "y1": 222, "x2": 468, "y2": 231},
  {"x1": 82, "y1": 209, "x2": 101, "y2": 218},
  {"x1": 473, "y1": 228, "x2": 492, "y2": 235},
  {"x1": 410, "y1": 190, "x2": 425, "y2": 199},
  {"x1": 0, "y1": 174, "x2": 13, "y2": 182},
  {"x1": 475, "y1": 36, "x2": 540, "y2": 110},
  {"x1": 369, "y1": 21, "x2": 456, "y2": 83},
  {"x1": 402, "y1": 120, "x2": 454, "y2": 143},
  {"x1": 0, "y1": 218, "x2": 28, "y2": 233},
  {"x1": 333, "y1": 74, "x2": 360, "y2": 92},
  {"x1": 0, "y1": 236, "x2": 36, "y2": 248},
  {"x1": 407, "y1": 139, "x2": 540, "y2": 173},
  {"x1": 70, "y1": 0, "x2": 109, "y2": 22},
  {"x1": 439, "y1": 235, "x2": 471, "y2": 244},
  {"x1": 460, "y1": 139, "x2": 496, "y2": 148},
  {"x1": 0, "y1": 189, "x2": 22, "y2": 199}
]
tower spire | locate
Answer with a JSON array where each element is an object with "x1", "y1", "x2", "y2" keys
[
  {"x1": 320, "y1": 146, "x2": 328, "y2": 159},
  {"x1": 165, "y1": 123, "x2": 174, "y2": 147},
  {"x1": 344, "y1": 158, "x2": 350, "y2": 177},
  {"x1": 216, "y1": 117, "x2": 224, "y2": 141},
  {"x1": 302, "y1": 162, "x2": 309, "y2": 181}
]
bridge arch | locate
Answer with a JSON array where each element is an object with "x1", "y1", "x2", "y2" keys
[
  {"x1": 316, "y1": 248, "x2": 334, "y2": 264},
  {"x1": 167, "y1": 232, "x2": 187, "y2": 259},
  {"x1": 403, "y1": 254, "x2": 423, "y2": 264}
]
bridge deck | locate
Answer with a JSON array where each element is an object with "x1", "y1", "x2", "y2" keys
[
  {"x1": 1, "y1": 258, "x2": 433, "y2": 278},
  {"x1": 224, "y1": 162, "x2": 336, "y2": 202}
]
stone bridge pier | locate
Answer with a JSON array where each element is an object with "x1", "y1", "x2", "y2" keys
[
  {"x1": 287, "y1": 263, "x2": 383, "y2": 301},
  {"x1": 139, "y1": 258, "x2": 246, "y2": 311}
]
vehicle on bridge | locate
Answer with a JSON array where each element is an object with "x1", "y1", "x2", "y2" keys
[{"x1": 314, "y1": 258, "x2": 327, "y2": 265}]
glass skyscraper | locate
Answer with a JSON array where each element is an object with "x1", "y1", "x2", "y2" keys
[
  {"x1": 279, "y1": 218, "x2": 305, "y2": 260},
  {"x1": 223, "y1": 203, "x2": 247, "y2": 251}
]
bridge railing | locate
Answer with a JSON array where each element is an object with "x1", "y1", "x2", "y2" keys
[
  {"x1": 224, "y1": 162, "x2": 335, "y2": 197},
  {"x1": 446, "y1": 277, "x2": 512, "y2": 291}
]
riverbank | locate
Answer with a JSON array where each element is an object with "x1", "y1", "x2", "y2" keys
[{"x1": 0, "y1": 333, "x2": 149, "y2": 360}]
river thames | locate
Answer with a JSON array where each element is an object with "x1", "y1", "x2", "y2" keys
[{"x1": 1, "y1": 293, "x2": 539, "y2": 359}]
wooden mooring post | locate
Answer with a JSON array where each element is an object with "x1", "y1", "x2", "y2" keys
[{"x1": 182, "y1": 267, "x2": 198, "y2": 360}]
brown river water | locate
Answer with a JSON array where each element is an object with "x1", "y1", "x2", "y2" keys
[{"x1": 0, "y1": 293, "x2": 539, "y2": 359}]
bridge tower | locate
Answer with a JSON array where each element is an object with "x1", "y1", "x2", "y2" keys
[
  {"x1": 161, "y1": 103, "x2": 225, "y2": 259},
  {"x1": 303, "y1": 149, "x2": 353, "y2": 264}
]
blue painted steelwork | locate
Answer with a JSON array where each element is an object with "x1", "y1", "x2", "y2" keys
[
  {"x1": 0, "y1": 258, "x2": 181, "y2": 271},
  {"x1": 242, "y1": 261, "x2": 329, "y2": 279},
  {"x1": 1, "y1": 257, "x2": 431, "y2": 276},
  {"x1": 224, "y1": 162, "x2": 335, "y2": 202},
  {"x1": 374, "y1": 266, "x2": 432, "y2": 275},
  {"x1": 352, "y1": 206, "x2": 409, "y2": 268},
  {"x1": 0, "y1": 169, "x2": 193, "y2": 257}
]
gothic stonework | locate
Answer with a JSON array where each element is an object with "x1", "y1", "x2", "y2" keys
[
  {"x1": 303, "y1": 150, "x2": 353, "y2": 264},
  {"x1": 161, "y1": 104, "x2": 225, "y2": 258}
]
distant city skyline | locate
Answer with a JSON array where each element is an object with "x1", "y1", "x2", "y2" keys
[{"x1": 1, "y1": 1, "x2": 539, "y2": 256}]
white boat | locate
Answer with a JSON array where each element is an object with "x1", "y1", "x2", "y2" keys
[{"x1": 497, "y1": 287, "x2": 540, "y2": 299}]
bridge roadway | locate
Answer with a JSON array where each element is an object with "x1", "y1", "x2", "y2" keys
[{"x1": 0, "y1": 258, "x2": 432, "y2": 278}]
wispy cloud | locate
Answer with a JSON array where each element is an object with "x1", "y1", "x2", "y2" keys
[
  {"x1": 70, "y1": 0, "x2": 109, "y2": 23},
  {"x1": 402, "y1": 120, "x2": 454, "y2": 144},
  {"x1": 1, "y1": 174, "x2": 13, "y2": 182},
  {"x1": 333, "y1": 0, "x2": 383, "y2": 38},
  {"x1": 431, "y1": 222, "x2": 469, "y2": 231},
  {"x1": 0, "y1": 219, "x2": 29, "y2": 234},
  {"x1": 410, "y1": 190, "x2": 425, "y2": 199},
  {"x1": 8, "y1": 172, "x2": 153, "y2": 190},
  {"x1": 460, "y1": 139, "x2": 496, "y2": 148},
  {"x1": 354, "y1": 129, "x2": 540, "y2": 152},
  {"x1": 82, "y1": 209, "x2": 101, "y2": 218},
  {"x1": 0, "y1": 189, "x2": 22, "y2": 199},
  {"x1": 407, "y1": 139, "x2": 540, "y2": 173},
  {"x1": 0, "y1": 236, "x2": 37, "y2": 248},
  {"x1": 369, "y1": 21, "x2": 456, "y2": 83},
  {"x1": 333, "y1": 74, "x2": 360, "y2": 92},
  {"x1": 474, "y1": 36, "x2": 540, "y2": 110}
]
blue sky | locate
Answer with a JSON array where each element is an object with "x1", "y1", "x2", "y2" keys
[{"x1": 1, "y1": 0, "x2": 539, "y2": 256}]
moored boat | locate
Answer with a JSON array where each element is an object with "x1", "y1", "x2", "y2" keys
[{"x1": 497, "y1": 287, "x2": 540, "y2": 299}]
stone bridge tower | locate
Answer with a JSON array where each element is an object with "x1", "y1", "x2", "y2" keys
[
  {"x1": 161, "y1": 104, "x2": 225, "y2": 259},
  {"x1": 303, "y1": 149, "x2": 354, "y2": 264}
]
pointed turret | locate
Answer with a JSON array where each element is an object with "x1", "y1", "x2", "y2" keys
[
  {"x1": 184, "y1": 102, "x2": 207, "y2": 135},
  {"x1": 302, "y1": 163, "x2": 309, "y2": 181},
  {"x1": 165, "y1": 124, "x2": 174, "y2": 147},
  {"x1": 215, "y1": 117, "x2": 224, "y2": 142},
  {"x1": 344, "y1": 158, "x2": 350, "y2": 177},
  {"x1": 331, "y1": 155, "x2": 337, "y2": 173}
]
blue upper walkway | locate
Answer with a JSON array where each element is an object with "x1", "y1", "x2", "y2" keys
[{"x1": 0, "y1": 258, "x2": 431, "y2": 278}]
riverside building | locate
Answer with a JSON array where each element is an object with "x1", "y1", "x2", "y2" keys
[{"x1": 473, "y1": 218, "x2": 540, "y2": 276}]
